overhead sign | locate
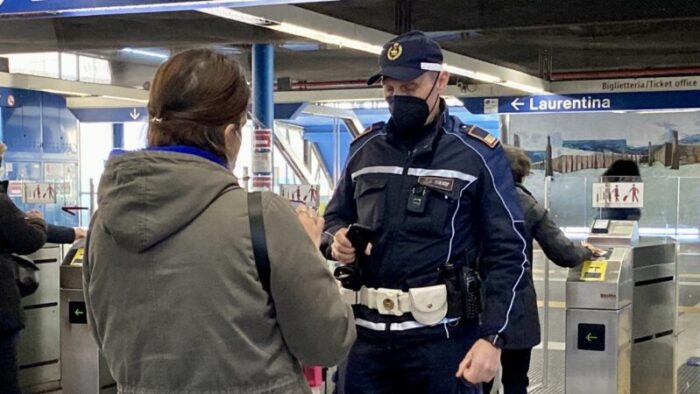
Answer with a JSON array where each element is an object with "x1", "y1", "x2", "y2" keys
[
  {"x1": 23, "y1": 182, "x2": 57, "y2": 204},
  {"x1": 461, "y1": 91, "x2": 700, "y2": 114},
  {"x1": 279, "y1": 184, "x2": 320, "y2": 210},
  {"x1": 555, "y1": 76, "x2": 700, "y2": 94},
  {"x1": 0, "y1": 0, "x2": 333, "y2": 19},
  {"x1": 0, "y1": 88, "x2": 23, "y2": 108},
  {"x1": 69, "y1": 107, "x2": 148, "y2": 123},
  {"x1": 7, "y1": 181, "x2": 23, "y2": 198},
  {"x1": 252, "y1": 129, "x2": 273, "y2": 191},
  {"x1": 592, "y1": 182, "x2": 644, "y2": 209}
]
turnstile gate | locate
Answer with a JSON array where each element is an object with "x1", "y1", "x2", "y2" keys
[{"x1": 565, "y1": 220, "x2": 676, "y2": 394}]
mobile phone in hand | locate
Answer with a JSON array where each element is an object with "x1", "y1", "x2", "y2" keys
[{"x1": 346, "y1": 223, "x2": 374, "y2": 255}]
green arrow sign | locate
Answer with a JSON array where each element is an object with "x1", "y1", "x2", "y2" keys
[
  {"x1": 74, "y1": 309, "x2": 84, "y2": 317},
  {"x1": 586, "y1": 332, "x2": 598, "y2": 342}
]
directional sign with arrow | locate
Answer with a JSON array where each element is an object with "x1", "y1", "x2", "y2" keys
[
  {"x1": 62, "y1": 206, "x2": 88, "y2": 216},
  {"x1": 462, "y1": 90, "x2": 700, "y2": 114},
  {"x1": 578, "y1": 323, "x2": 605, "y2": 351},
  {"x1": 511, "y1": 98, "x2": 524, "y2": 111},
  {"x1": 130, "y1": 108, "x2": 141, "y2": 120},
  {"x1": 69, "y1": 301, "x2": 88, "y2": 324}
]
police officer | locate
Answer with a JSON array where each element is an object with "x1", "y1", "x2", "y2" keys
[{"x1": 323, "y1": 31, "x2": 530, "y2": 393}]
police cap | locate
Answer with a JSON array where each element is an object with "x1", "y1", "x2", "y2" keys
[{"x1": 367, "y1": 31, "x2": 444, "y2": 85}]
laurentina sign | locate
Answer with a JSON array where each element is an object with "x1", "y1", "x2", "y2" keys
[
  {"x1": 512, "y1": 96, "x2": 611, "y2": 112},
  {"x1": 462, "y1": 91, "x2": 700, "y2": 115}
]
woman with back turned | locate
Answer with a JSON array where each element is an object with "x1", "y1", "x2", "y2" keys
[{"x1": 84, "y1": 49, "x2": 356, "y2": 394}]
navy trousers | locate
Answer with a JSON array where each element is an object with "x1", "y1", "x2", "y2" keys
[{"x1": 344, "y1": 322, "x2": 482, "y2": 394}]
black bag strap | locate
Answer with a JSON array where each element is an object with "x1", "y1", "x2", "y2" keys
[{"x1": 247, "y1": 192, "x2": 271, "y2": 297}]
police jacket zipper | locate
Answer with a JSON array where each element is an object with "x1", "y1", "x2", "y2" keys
[{"x1": 379, "y1": 148, "x2": 415, "y2": 289}]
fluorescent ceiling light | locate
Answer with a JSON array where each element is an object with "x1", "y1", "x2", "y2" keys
[
  {"x1": 201, "y1": 8, "x2": 381, "y2": 53},
  {"x1": 473, "y1": 72, "x2": 503, "y2": 84},
  {"x1": 200, "y1": 8, "x2": 382, "y2": 54},
  {"x1": 444, "y1": 65, "x2": 507, "y2": 84},
  {"x1": 41, "y1": 89, "x2": 92, "y2": 97},
  {"x1": 122, "y1": 48, "x2": 169, "y2": 60},
  {"x1": 443, "y1": 66, "x2": 476, "y2": 78},
  {"x1": 502, "y1": 80, "x2": 548, "y2": 94},
  {"x1": 270, "y1": 23, "x2": 383, "y2": 54},
  {"x1": 200, "y1": 7, "x2": 276, "y2": 25},
  {"x1": 100, "y1": 95, "x2": 149, "y2": 104}
]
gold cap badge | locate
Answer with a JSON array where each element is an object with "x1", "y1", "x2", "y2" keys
[{"x1": 387, "y1": 42, "x2": 402, "y2": 61}]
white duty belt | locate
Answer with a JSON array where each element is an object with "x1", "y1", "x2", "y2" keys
[{"x1": 340, "y1": 285, "x2": 453, "y2": 328}]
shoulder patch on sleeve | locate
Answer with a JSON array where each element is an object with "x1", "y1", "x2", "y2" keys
[
  {"x1": 462, "y1": 125, "x2": 499, "y2": 149},
  {"x1": 351, "y1": 121, "x2": 385, "y2": 144}
]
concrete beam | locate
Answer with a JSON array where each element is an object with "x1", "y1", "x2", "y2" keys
[
  {"x1": 217, "y1": 5, "x2": 550, "y2": 93},
  {"x1": 0, "y1": 72, "x2": 148, "y2": 102}
]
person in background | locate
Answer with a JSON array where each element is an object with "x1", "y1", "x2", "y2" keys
[
  {"x1": 0, "y1": 184, "x2": 48, "y2": 393},
  {"x1": 84, "y1": 49, "x2": 355, "y2": 394},
  {"x1": 600, "y1": 159, "x2": 642, "y2": 221},
  {"x1": 483, "y1": 147, "x2": 604, "y2": 394},
  {"x1": 47, "y1": 223, "x2": 86, "y2": 244}
]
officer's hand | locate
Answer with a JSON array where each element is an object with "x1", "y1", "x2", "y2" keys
[
  {"x1": 455, "y1": 339, "x2": 501, "y2": 384},
  {"x1": 296, "y1": 206, "x2": 324, "y2": 249},
  {"x1": 331, "y1": 228, "x2": 356, "y2": 263}
]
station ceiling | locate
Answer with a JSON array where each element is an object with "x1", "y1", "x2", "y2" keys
[{"x1": 1, "y1": 0, "x2": 700, "y2": 88}]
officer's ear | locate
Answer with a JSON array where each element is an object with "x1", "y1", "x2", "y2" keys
[{"x1": 436, "y1": 71, "x2": 450, "y2": 93}]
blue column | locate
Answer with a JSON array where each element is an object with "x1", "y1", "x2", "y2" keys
[
  {"x1": 251, "y1": 44, "x2": 274, "y2": 191},
  {"x1": 112, "y1": 123, "x2": 124, "y2": 149},
  {"x1": 253, "y1": 44, "x2": 274, "y2": 129}
]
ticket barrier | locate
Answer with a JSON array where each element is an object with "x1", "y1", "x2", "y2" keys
[
  {"x1": 60, "y1": 239, "x2": 116, "y2": 393},
  {"x1": 565, "y1": 220, "x2": 676, "y2": 394},
  {"x1": 17, "y1": 244, "x2": 63, "y2": 393}
]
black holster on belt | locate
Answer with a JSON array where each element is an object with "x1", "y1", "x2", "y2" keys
[
  {"x1": 439, "y1": 263, "x2": 482, "y2": 321},
  {"x1": 334, "y1": 264, "x2": 363, "y2": 291},
  {"x1": 460, "y1": 267, "x2": 482, "y2": 321},
  {"x1": 334, "y1": 253, "x2": 367, "y2": 291}
]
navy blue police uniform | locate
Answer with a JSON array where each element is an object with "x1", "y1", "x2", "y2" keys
[{"x1": 323, "y1": 31, "x2": 530, "y2": 394}]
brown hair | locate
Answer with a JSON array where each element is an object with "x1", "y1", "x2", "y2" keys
[
  {"x1": 147, "y1": 49, "x2": 250, "y2": 160},
  {"x1": 504, "y1": 146, "x2": 531, "y2": 183}
]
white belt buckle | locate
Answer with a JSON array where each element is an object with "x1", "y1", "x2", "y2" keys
[{"x1": 376, "y1": 288, "x2": 403, "y2": 316}]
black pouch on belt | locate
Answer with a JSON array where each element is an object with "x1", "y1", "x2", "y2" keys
[
  {"x1": 439, "y1": 263, "x2": 464, "y2": 319},
  {"x1": 461, "y1": 268, "x2": 482, "y2": 321},
  {"x1": 333, "y1": 264, "x2": 363, "y2": 291}
]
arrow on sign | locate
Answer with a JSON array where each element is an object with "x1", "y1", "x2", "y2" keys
[
  {"x1": 74, "y1": 309, "x2": 84, "y2": 317},
  {"x1": 586, "y1": 332, "x2": 598, "y2": 342},
  {"x1": 130, "y1": 108, "x2": 141, "y2": 120},
  {"x1": 511, "y1": 98, "x2": 524, "y2": 111},
  {"x1": 62, "y1": 206, "x2": 88, "y2": 216}
]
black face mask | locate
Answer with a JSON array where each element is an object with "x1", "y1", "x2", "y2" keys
[{"x1": 387, "y1": 75, "x2": 440, "y2": 134}]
